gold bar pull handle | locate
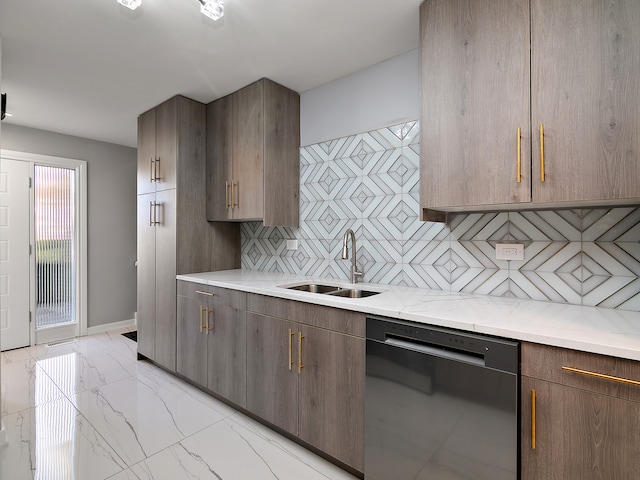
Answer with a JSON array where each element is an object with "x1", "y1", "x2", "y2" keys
[
  {"x1": 150, "y1": 158, "x2": 155, "y2": 183},
  {"x1": 225, "y1": 181, "x2": 231, "y2": 209},
  {"x1": 517, "y1": 127, "x2": 521, "y2": 183},
  {"x1": 195, "y1": 290, "x2": 215, "y2": 297},
  {"x1": 199, "y1": 305, "x2": 205, "y2": 333},
  {"x1": 531, "y1": 389, "x2": 536, "y2": 450},
  {"x1": 539, "y1": 124, "x2": 545, "y2": 182},
  {"x1": 205, "y1": 308, "x2": 213, "y2": 334},
  {"x1": 562, "y1": 366, "x2": 640, "y2": 387},
  {"x1": 288, "y1": 329, "x2": 295, "y2": 370},
  {"x1": 155, "y1": 157, "x2": 161, "y2": 181},
  {"x1": 232, "y1": 181, "x2": 238, "y2": 209},
  {"x1": 298, "y1": 332, "x2": 305, "y2": 374},
  {"x1": 149, "y1": 201, "x2": 154, "y2": 226}
]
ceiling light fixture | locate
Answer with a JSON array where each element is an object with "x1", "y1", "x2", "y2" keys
[
  {"x1": 199, "y1": 0, "x2": 224, "y2": 21},
  {"x1": 117, "y1": 0, "x2": 142, "y2": 10}
]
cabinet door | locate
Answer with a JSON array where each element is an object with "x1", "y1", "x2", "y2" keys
[
  {"x1": 154, "y1": 98, "x2": 178, "y2": 192},
  {"x1": 522, "y1": 376, "x2": 640, "y2": 479},
  {"x1": 420, "y1": 0, "x2": 531, "y2": 212},
  {"x1": 136, "y1": 193, "x2": 156, "y2": 359},
  {"x1": 532, "y1": 0, "x2": 640, "y2": 204},
  {"x1": 298, "y1": 325, "x2": 365, "y2": 472},
  {"x1": 232, "y1": 82, "x2": 264, "y2": 220},
  {"x1": 206, "y1": 97, "x2": 233, "y2": 221},
  {"x1": 246, "y1": 312, "x2": 298, "y2": 435},
  {"x1": 207, "y1": 305, "x2": 247, "y2": 408},
  {"x1": 176, "y1": 295, "x2": 208, "y2": 386},
  {"x1": 154, "y1": 189, "x2": 177, "y2": 371},
  {"x1": 137, "y1": 109, "x2": 156, "y2": 195}
]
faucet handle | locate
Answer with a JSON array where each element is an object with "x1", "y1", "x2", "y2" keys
[{"x1": 352, "y1": 266, "x2": 364, "y2": 283}]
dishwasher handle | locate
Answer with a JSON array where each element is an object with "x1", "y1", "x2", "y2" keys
[{"x1": 385, "y1": 336, "x2": 485, "y2": 367}]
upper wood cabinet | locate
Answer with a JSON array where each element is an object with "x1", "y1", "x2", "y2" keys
[
  {"x1": 420, "y1": 0, "x2": 640, "y2": 220},
  {"x1": 206, "y1": 78, "x2": 300, "y2": 227},
  {"x1": 137, "y1": 99, "x2": 178, "y2": 195}
]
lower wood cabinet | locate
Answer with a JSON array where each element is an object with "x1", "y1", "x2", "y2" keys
[
  {"x1": 176, "y1": 284, "x2": 368, "y2": 474},
  {"x1": 176, "y1": 281, "x2": 246, "y2": 408},
  {"x1": 521, "y1": 342, "x2": 640, "y2": 480},
  {"x1": 246, "y1": 295, "x2": 366, "y2": 473}
]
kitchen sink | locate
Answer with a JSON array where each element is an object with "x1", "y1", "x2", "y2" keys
[
  {"x1": 326, "y1": 289, "x2": 379, "y2": 298},
  {"x1": 282, "y1": 283, "x2": 381, "y2": 298},
  {"x1": 287, "y1": 283, "x2": 341, "y2": 294}
]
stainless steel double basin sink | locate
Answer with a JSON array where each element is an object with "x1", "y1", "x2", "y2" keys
[{"x1": 282, "y1": 283, "x2": 381, "y2": 299}]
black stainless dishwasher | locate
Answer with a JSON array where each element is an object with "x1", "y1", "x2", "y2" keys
[{"x1": 365, "y1": 316, "x2": 519, "y2": 480}]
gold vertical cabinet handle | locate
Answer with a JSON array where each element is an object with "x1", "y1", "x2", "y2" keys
[
  {"x1": 288, "y1": 329, "x2": 295, "y2": 370},
  {"x1": 199, "y1": 305, "x2": 205, "y2": 333},
  {"x1": 205, "y1": 307, "x2": 212, "y2": 334},
  {"x1": 562, "y1": 366, "x2": 640, "y2": 387},
  {"x1": 149, "y1": 201, "x2": 154, "y2": 226},
  {"x1": 531, "y1": 389, "x2": 536, "y2": 450},
  {"x1": 150, "y1": 158, "x2": 155, "y2": 183},
  {"x1": 225, "y1": 181, "x2": 231, "y2": 209},
  {"x1": 516, "y1": 127, "x2": 521, "y2": 183},
  {"x1": 153, "y1": 202, "x2": 160, "y2": 226},
  {"x1": 232, "y1": 181, "x2": 238, "y2": 209},
  {"x1": 539, "y1": 124, "x2": 545, "y2": 182},
  {"x1": 154, "y1": 157, "x2": 161, "y2": 181},
  {"x1": 298, "y1": 332, "x2": 305, "y2": 374}
]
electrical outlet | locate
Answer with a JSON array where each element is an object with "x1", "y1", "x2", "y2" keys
[
  {"x1": 286, "y1": 239, "x2": 298, "y2": 250},
  {"x1": 495, "y1": 243, "x2": 524, "y2": 261}
]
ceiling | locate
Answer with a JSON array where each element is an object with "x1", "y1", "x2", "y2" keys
[{"x1": 0, "y1": 0, "x2": 423, "y2": 148}]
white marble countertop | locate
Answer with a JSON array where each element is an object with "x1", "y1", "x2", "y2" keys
[{"x1": 177, "y1": 269, "x2": 640, "y2": 362}]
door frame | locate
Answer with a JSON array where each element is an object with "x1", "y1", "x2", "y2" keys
[{"x1": 0, "y1": 149, "x2": 88, "y2": 344}]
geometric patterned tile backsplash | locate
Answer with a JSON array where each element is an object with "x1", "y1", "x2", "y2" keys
[{"x1": 241, "y1": 121, "x2": 640, "y2": 312}]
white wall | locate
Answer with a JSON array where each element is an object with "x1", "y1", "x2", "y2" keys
[
  {"x1": 300, "y1": 48, "x2": 420, "y2": 146},
  {"x1": 1, "y1": 124, "x2": 137, "y2": 329}
]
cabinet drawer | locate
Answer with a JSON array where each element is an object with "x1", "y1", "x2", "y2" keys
[
  {"x1": 247, "y1": 293, "x2": 365, "y2": 337},
  {"x1": 522, "y1": 342, "x2": 640, "y2": 403},
  {"x1": 177, "y1": 280, "x2": 246, "y2": 309}
]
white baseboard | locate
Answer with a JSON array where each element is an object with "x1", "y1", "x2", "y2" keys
[{"x1": 86, "y1": 318, "x2": 136, "y2": 336}]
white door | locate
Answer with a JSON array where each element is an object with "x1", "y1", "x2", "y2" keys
[{"x1": 0, "y1": 159, "x2": 31, "y2": 351}]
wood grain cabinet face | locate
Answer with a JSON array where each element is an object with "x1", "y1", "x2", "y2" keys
[
  {"x1": 419, "y1": 0, "x2": 640, "y2": 218},
  {"x1": 245, "y1": 295, "x2": 365, "y2": 472},
  {"x1": 136, "y1": 96, "x2": 241, "y2": 371},
  {"x1": 176, "y1": 281, "x2": 247, "y2": 407},
  {"x1": 420, "y1": 0, "x2": 531, "y2": 213},
  {"x1": 206, "y1": 78, "x2": 300, "y2": 227},
  {"x1": 521, "y1": 342, "x2": 640, "y2": 480}
]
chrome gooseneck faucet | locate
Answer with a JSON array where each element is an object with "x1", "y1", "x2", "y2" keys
[{"x1": 342, "y1": 228, "x2": 363, "y2": 284}]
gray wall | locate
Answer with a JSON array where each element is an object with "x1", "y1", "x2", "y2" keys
[
  {"x1": 300, "y1": 49, "x2": 420, "y2": 146},
  {"x1": 1, "y1": 124, "x2": 137, "y2": 329}
]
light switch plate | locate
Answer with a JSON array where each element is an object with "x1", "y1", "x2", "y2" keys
[
  {"x1": 495, "y1": 243, "x2": 524, "y2": 261},
  {"x1": 286, "y1": 239, "x2": 298, "y2": 250}
]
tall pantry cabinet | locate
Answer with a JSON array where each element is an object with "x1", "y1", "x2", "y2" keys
[{"x1": 137, "y1": 95, "x2": 239, "y2": 371}]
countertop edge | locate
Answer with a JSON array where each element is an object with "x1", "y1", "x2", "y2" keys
[{"x1": 177, "y1": 270, "x2": 640, "y2": 362}]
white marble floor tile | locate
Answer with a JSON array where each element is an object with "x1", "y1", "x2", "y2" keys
[
  {"x1": 27, "y1": 336, "x2": 106, "y2": 361},
  {"x1": 1, "y1": 358, "x2": 65, "y2": 416},
  {"x1": 37, "y1": 347, "x2": 151, "y2": 396},
  {"x1": 0, "y1": 397, "x2": 127, "y2": 480},
  {"x1": 70, "y1": 369, "x2": 231, "y2": 466},
  {"x1": 105, "y1": 468, "x2": 142, "y2": 480},
  {"x1": 130, "y1": 414, "x2": 357, "y2": 480},
  {"x1": 1, "y1": 330, "x2": 358, "y2": 480},
  {"x1": 1, "y1": 347, "x2": 34, "y2": 365}
]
